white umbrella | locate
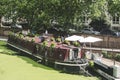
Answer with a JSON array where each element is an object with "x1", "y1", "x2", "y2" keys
[
  {"x1": 79, "y1": 36, "x2": 103, "y2": 60},
  {"x1": 65, "y1": 35, "x2": 84, "y2": 41},
  {"x1": 79, "y1": 36, "x2": 102, "y2": 43},
  {"x1": 79, "y1": 36, "x2": 102, "y2": 51}
]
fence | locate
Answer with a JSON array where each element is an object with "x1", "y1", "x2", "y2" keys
[
  {"x1": 92, "y1": 35, "x2": 120, "y2": 49},
  {"x1": 73, "y1": 33, "x2": 120, "y2": 49}
]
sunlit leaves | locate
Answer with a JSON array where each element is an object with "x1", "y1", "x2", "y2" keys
[
  {"x1": 108, "y1": 0, "x2": 120, "y2": 16},
  {"x1": 1, "y1": 0, "x2": 119, "y2": 31}
]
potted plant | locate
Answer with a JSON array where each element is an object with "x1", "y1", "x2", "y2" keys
[
  {"x1": 73, "y1": 41, "x2": 80, "y2": 47},
  {"x1": 50, "y1": 42, "x2": 56, "y2": 48},
  {"x1": 42, "y1": 41, "x2": 48, "y2": 47},
  {"x1": 63, "y1": 40, "x2": 70, "y2": 45},
  {"x1": 50, "y1": 37, "x2": 55, "y2": 42}
]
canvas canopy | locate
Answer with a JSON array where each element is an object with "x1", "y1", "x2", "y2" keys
[
  {"x1": 65, "y1": 35, "x2": 84, "y2": 41},
  {"x1": 79, "y1": 36, "x2": 102, "y2": 43}
]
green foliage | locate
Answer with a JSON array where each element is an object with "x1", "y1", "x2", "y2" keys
[
  {"x1": 89, "y1": 18, "x2": 110, "y2": 31},
  {"x1": 1, "y1": 0, "x2": 120, "y2": 32},
  {"x1": 108, "y1": 0, "x2": 120, "y2": 16},
  {"x1": 56, "y1": 38, "x2": 61, "y2": 42},
  {"x1": 63, "y1": 40, "x2": 70, "y2": 45},
  {"x1": 31, "y1": 39, "x2": 35, "y2": 43},
  {"x1": 73, "y1": 41, "x2": 80, "y2": 47},
  {"x1": 102, "y1": 51, "x2": 113, "y2": 59},
  {"x1": 42, "y1": 41, "x2": 48, "y2": 46},
  {"x1": 0, "y1": 41, "x2": 17, "y2": 55},
  {"x1": 27, "y1": 33, "x2": 35, "y2": 37},
  {"x1": 50, "y1": 42, "x2": 56, "y2": 48},
  {"x1": 0, "y1": 53, "x2": 99, "y2": 80},
  {"x1": 50, "y1": 37, "x2": 55, "y2": 42},
  {"x1": 0, "y1": 0, "x2": 9, "y2": 17},
  {"x1": 8, "y1": 31, "x2": 14, "y2": 36},
  {"x1": 1, "y1": 0, "x2": 113, "y2": 31},
  {"x1": 107, "y1": 54, "x2": 113, "y2": 59},
  {"x1": 89, "y1": 61, "x2": 94, "y2": 67},
  {"x1": 102, "y1": 51, "x2": 108, "y2": 58},
  {"x1": 115, "y1": 54, "x2": 120, "y2": 61},
  {"x1": 35, "y1": 34, "x2": 40, "y2": 36},
  {"x1": 18, "y1": 33, "x2": 24, "y2": 38}
]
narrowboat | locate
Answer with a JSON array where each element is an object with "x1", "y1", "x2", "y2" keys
[{"x1": 7, "y1": 34, "x2": 88, "y2": 72}]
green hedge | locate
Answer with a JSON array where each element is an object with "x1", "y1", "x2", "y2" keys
[
  {"x1": 102, "y1": 51, "x2": 120, "y2": 61},
  {"x1": 115, "y1": 54, "x2": 120, "y2": 61}
]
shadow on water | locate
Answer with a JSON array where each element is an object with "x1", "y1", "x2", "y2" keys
[
  {"x1": 0, "y1": 41, "x2": 16, "y2": 51},
  {"x1": 0, "y1": 41, "x2": 105, "y2": 79},
  {"x1": 0, "y1": 42, "x2": 19, "y2": 54},
  {"x1": 0, "y1": 41, "x2": 7, "y2": 48},
  {"x1": 17, "y1": 53, "x2": 54, "y2": 70},
  {"x1": 0, "y1": 41, "x2": 54, "y2": 70}
]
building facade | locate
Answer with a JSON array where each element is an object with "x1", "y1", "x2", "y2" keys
[{"x1": 111, "y1": 16, "x2": 120, "y2": 30}]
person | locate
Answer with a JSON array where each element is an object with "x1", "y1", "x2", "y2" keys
[
  {"x1": 39, "y1": 36, "x2": 45, "y2": 42},
  {"x1": 45, "y1": 30, "x2": 48, "y2": 34},
  {"x1": 61, "y1": 36, "x2": 64, "y2": 42},
  {"x1": 82, "y1": 43, "x2": 86, "y2": 48}
]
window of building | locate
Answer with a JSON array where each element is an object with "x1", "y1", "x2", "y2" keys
[
  {"x1": 112, "y1": 16, "x2": 119, "y2": 24},
  {"x1": 113, "y1": 27, "x2": 118, "y2": 30}
]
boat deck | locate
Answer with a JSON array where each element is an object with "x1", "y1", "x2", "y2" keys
[{"x1": 95, "y1": 58, "x2": 120, "y2": 79}]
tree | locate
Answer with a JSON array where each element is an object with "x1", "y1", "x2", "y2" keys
[
  {"x1": 89, "y1": 18, "x2": 110, "y2": 31},
  {"x1": 108, "y1": 0, "x2": 120, "y2": 16},
  {"x1": 0, "y1": 0, "x2": 10, "y2": 22},
  {"x1": 2, "y1": 0, "x2": 118, "y2": 32}
]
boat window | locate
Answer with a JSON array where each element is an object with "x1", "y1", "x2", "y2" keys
[
  {"x1": 69, "y1": 48, "x2": 79, "y2": 60},
  {"x1": 73, "y1": 48, "x2": 78, "y2": 59}
]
